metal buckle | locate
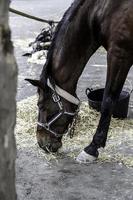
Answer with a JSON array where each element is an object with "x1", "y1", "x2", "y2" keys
[{"x1": 52, "y1": 93, "x2": 60, "y2": 102}]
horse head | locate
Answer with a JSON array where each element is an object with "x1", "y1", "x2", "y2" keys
[{"x1": 26, "y1": 77, "x2": 80, "y2": 153}]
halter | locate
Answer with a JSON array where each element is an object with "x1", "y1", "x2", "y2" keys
[{"x1": 37, "y1": 78, "x2": 80, "y2": 138}]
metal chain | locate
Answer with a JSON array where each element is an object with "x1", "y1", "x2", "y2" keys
[{"x1": 67, "y1": 105, "x2": 80, "y2": 138}]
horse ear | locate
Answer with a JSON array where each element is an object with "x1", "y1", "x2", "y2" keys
[{"x1": 25, "y1": 79, "x2": 44, "y2": 89}]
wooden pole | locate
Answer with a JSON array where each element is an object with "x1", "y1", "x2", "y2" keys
[{"x1": 0, "y1": 1, "x2": 17, "y2": 199}]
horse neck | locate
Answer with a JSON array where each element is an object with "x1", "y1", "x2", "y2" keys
[{"x1": 49, "y1": 0, "x2": 99, "y2": 95}]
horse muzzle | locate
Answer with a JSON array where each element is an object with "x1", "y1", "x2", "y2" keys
[{"x1": 36, "y1": 131, "x2": 62, "y2": 153}]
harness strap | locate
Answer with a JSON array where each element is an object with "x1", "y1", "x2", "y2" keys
[
  {"x1": 47, "y1": 79, "x2": 80, "y2": 106},
  {"x1": 37, "y1": 78, "x2": 80, "y2": 138},
  {"x1": 9, "y1": 8, "x2": 59, "y2": 25},
  {"x1": 37, "y1": 111, "x2": 76, "y2": 138}
]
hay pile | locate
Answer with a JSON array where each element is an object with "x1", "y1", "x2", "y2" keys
[{"x1": 16, "y1": 95, "x2": 133, "y2": 167}]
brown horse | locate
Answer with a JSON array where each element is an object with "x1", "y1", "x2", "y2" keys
[{"x1": 26, "y1": 0, "x2": 133, "y2": 163}]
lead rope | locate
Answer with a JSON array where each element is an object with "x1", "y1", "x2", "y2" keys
[{"x1": 9, "y1": 8, "x2": 59, "y2": 25}]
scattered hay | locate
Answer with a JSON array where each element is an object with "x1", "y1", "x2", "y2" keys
[{"x1": 16, "y1": 95, "x2": 133, "y2": 167}]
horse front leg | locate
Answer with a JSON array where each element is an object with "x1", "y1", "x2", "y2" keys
[{"x1": 76, "y1": 46, "x2": 132, "y2": 163}]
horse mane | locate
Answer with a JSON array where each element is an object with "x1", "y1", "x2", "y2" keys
[{"x1": 40, "y1": 0, "x2": 85, "y2": 84}]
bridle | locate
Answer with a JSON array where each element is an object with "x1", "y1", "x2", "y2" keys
[{"x1": 37, "y1": 78, "x2": 80, "y2": 138}]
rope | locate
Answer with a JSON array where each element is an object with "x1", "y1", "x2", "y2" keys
[{"x1": 9, "y1": 7, "x2": 59, "y2": 25}]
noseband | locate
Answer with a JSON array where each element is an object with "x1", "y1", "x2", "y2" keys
[{"x1": 37, "y1": 78, "x2": 80, "y2": 138}]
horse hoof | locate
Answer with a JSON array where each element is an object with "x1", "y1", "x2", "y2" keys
[{"x1": 76, "y1": 150, "x2": 97, "y2": 163}]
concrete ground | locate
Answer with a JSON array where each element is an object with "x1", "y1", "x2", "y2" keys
[{"x1": 10, "y1": 0, "x2": 133, "y2": 199}]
